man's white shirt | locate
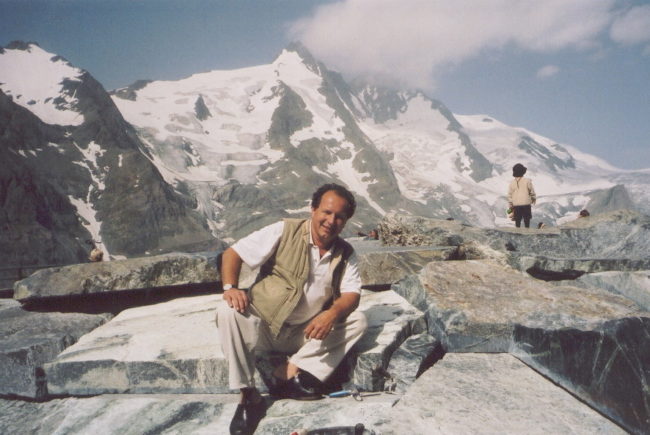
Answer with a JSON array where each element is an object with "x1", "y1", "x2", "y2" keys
[{"x1": 231, "y1": 220, "x2": 361, "y2": 324}]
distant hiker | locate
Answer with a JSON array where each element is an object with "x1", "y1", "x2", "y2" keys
[
  {"x1": 87, "y1": 240, "x2": 104, "y2": 262},
  {"x1": 579, "y1": 209, "x2": 590, "y2": 218},
  {"x1": 216, "y1": 183, "x2": 367, "y2": 435},
  {"x1": 89, "y1": 248, "x2": 103, "y2": 262},
  {"x1": 507, "y1": 163, "x2": 536, "y2": 228}
]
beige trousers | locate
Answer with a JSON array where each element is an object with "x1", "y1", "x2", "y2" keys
[{"x1": 216, "y1": 301, "x2": 368, "y2": 390}]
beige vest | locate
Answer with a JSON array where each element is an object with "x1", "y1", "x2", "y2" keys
[{"x1": 250, "y1": 218, "x2": 354, "y2": 337}]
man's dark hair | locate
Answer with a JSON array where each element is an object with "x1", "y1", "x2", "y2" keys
[{"x1": 311, "y1": 183, "x2": 356, "y2": 218}]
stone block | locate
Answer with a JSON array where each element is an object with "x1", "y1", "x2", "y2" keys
[
  {"x1": 13, "y1": 252, "x2": 224, "y2": 302},
  {"x1": 378, "y1": 353, "x2": 625, "y2": 434},
  {"x1": 44, "y1": 290, "x2": 425, "y2": 396},
  {"x1": 0, "y1": 300, "x2": 110, "y2": 398},
  {"x1": 513, "y1": 317, "x2": 650, "y2": 434},
  {"x1": 351, "y1": 290, "x2": 427, "y2": 391},
  {"x1": 0, "y1": 394, "x2": 239, "y2": 435},
  {"x1": 392, "y1": 259, "x2": 649, "y2": 433},
  {"x1": 386, "y1": 332, "x2": 443, "y2": 393},
  {"x1": 44, "y1": 294, "x2": 230, "y2": 395},
  {"x1": 576, "y1": 270, "x2": 650, "y2": 310},
  {"x1": 354, "y1": 245, "x2": 457, "y2": 287}
]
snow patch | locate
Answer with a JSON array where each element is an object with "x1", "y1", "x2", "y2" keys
[{"x1": 0, "y1": 44, "x2": 84, "y2": 125}]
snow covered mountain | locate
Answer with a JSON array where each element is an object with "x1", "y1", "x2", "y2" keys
[
  {"x1": 111, "y1": 43, "x2": 429, "y2": 240},
  {"x1": 0, "y1": 41, "x2": 216, "y2": 269},
  {"x1": 1, "y1": 40, "x2": 647, "y2": 270},
  {"x1": 111, "y1": 42, "x2": 646, "y2": 238}
]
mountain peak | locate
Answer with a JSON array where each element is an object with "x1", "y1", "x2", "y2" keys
[
  {"x1": 0, "y1": 42, "x2": 85, "y2": 126},
  {"x1": 277, "y1": 41, "x2": 321, "y2": 74},
  {"x1": 4, "y1": 40, "x2": 40, "y2": 51}
]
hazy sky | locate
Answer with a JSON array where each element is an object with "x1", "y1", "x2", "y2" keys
[{"x1": 1, "y1": 0, "x2": 649, "y2": 169}]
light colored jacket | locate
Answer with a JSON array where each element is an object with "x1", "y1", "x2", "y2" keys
[
  {"x1": 508, "y1": 177, "x2": 536, "y2": 206},
  {"x1": 250, "y1": 218, "x2": 354, "y2": 337}
]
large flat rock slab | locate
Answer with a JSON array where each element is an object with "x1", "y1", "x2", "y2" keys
[
  {"x1": 256, "y1": 393, "x2": 397, "y2": 434},
  {"x1": 378, "y1": 353, "x2": 625, "y2": 434},
  {"x1": 13, "y1": 244, "x2": 451, "y2": 306},
  {"x1": 393, "y1": 259, "x2": 649, "y2": 433},
  {"x1": 575, "y1": 270, "x2": 650, "y2": 310},
  {"x1": 0, "y1": 300, "x2": 110, "y2": 398},
  {"x1": 2, "y1": 357, "x2": 624, "y2": 434},
  {"x1": 13, "y1": 251, "x2": 225, "y2": 303},
  {"x1": 0, "y1": 394, "x2": 239, "y2": 435},
  {"x1": 0, "y1": 393, "x2": 395, "y2": 435},
  {"x1": 394, "y1": 260, "x2": 644, "y2": 352},
  {"x1": 353, "y1": 244, "x2": 458, "y2": 287},
  {"x1": 44, "y1": 294, "x2": 229, "y2": 395},
  {"x1": 44, "y1": 290, "x2": 426, "y2": 396}
]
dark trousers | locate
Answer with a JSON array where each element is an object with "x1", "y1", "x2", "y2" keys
[{"x1": 513, "y1": 205, "x2": 532, "y2": 228}]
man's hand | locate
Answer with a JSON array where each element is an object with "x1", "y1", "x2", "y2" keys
[
  {"x1": 304, "y1": 310, "x2": 337, "y2": 340},
  {"x1": 303, "y1": 293, "x2": 360, "y2": 340},
  {"x1": 223, "y1": 288, "x2": 249, "y2": 313}
]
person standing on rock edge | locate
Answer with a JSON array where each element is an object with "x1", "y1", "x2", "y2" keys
[
  {"x1": 216, "y1": 183, "x2": 368, "y2": 435},
  {"x1": 507, "y1": 163, "x2": 537, "y2": 228}
]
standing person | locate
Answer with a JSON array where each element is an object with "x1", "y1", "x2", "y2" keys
[
  {"x1": 216, "y1": 183, "x2": 368, "y2": 435},
  {"x1": 507, "y1": 163, "x2": 536, "y2": 228}
]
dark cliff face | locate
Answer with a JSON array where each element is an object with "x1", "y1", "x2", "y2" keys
[
  {"x1": 61, "y1": 71, "x2": 214, "y2": 256},
  {"x1": 0, "y1": 45, "x2": 217, "y2": 267},
  {"x1": 0, "y1": 91, "x2": 91, "y2": 268}
]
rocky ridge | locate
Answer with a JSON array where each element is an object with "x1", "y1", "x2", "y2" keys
[{"x1": 1, "y1": 210, "x2": 649, "y2": 433}]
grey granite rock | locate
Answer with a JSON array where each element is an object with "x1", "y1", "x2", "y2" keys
[
  {"x1": 352, "y1": 242, "x2": 458, "y2": 287},
  {"x1": 256, "y1": 393, "x2": 396, "y2": 434},
  {"x1": 574, "y1": 270, "x2": 650, "y2": 310},
  {"x1": 392, "y1": 260, "x2": 643, "y2": 352},
  {"x1": 378, "y1": 213, "x2": 488, "y2": 247},
  {"x1": 386, "y1": 332, "x2": 443, "y2": 393},
  {"x1": 392, "y1": 260, "x2": 649, "y2": 433},
  {"x1": 379, "y1": 210, "x2": 650, "y2": 274},
  {"x1": 377, "y1": 353, "x2": 625, "y2": 434},
  {"x1": 2, "y1": 353, "x2": 625, "y2": 435},
  {"x1": 44, "y1": 294, "x2": 231, "y2": 396},
  {"x1": 0, "y1": 299, "x2": 110, "y2": 398},
  {"x1": 12, "y1": 242, "x2": 449, "y2": 306},
  {"x1": 43, "y1": 290, "x2": 425, "y2": 396},
  {"x1": 513, "y1": 317, "x2": 650, "y2": 434},
  {"x1": 0, "y1": 394, "x2": 239, "y2": 435},
  {"x1": 13, "y1": 252, "x2": 223, "y2": 302},
  {"x1": 520, "y1": 255, "x2": 650, "y2": 281},
  {"x1": 352, "y1": 290, "x2": 427, "y2": 391}
]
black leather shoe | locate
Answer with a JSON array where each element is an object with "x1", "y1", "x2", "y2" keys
[
  {"x1": 229, "y1": 398, "x2": 266, "y2": 435},
  {"x1": 276, "y1": 372, "x2": 323, "y2": 400}
]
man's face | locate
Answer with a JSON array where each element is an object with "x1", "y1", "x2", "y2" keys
[{"x1": 311, "y1": 190, "x2": 350, "y2": 248}]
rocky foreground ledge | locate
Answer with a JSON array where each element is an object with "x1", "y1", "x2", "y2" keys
[{"x1": 1, "y1": 209, "x2": 649, "y2": 433}]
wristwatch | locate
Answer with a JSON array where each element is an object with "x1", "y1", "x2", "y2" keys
[{"x1": 223, "y1": 284, "x2": 234, "y2": 291}]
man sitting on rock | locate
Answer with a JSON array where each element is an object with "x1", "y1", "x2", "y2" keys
[{"x1": 216, "y1": 183, "x2": 368, "y2": 435}]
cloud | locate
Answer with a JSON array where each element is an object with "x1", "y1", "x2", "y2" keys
[
  {"x1": 289, "y1": 0, "x2": 617, "y2": 90},
  {"x1": 610, "y1": 5, "x2": 650, "y2": 45},
  {"x1": 537, "y1": 65, "x2": 560, "y2": 79}
]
